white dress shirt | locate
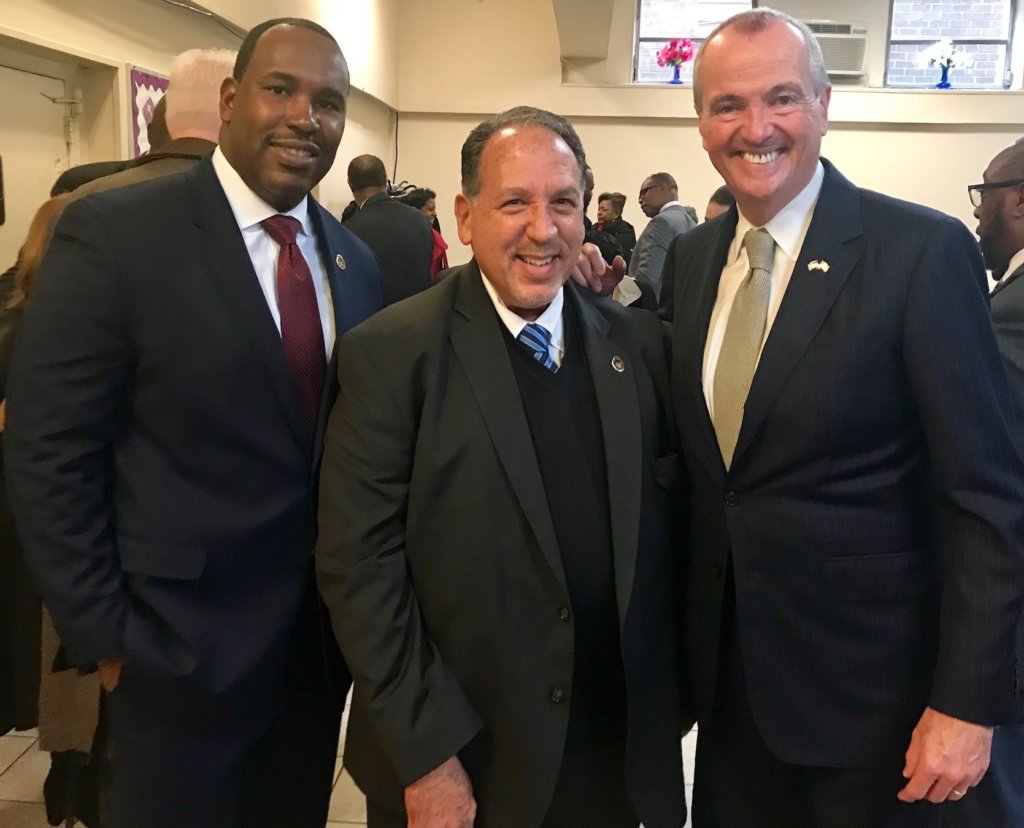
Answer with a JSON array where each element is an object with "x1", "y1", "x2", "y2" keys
[
  {"x1": 211, "y1": 147, "x2": 335, "y2": 356},
  {"x1": 480, "y1": 272, "x2": 565, "y2": 368},
  {"x1": 702, "y1": 162, "x2": 825, "y2": 417}
]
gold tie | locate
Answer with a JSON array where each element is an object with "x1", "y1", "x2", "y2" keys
[{"x1": 713, "y1": 227, "x2": 775, "y2": 468}]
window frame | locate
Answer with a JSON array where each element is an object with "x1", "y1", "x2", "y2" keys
[{"x1": 883, "y1": 0, "x2": 1018, "y2": 89}]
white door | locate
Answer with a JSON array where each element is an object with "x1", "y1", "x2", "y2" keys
[{"x1": 0, "y1": 65, "x2": 69, "y2": 270}]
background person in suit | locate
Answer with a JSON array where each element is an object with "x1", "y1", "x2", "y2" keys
[
  {"x1": 660, "y1": 10, "x2": 1024, "y2": 827},
  {"x1": 317, "y1": 106, "x2": 686, "y2": 828},
  {"x1": 960, "y1": 138, "x2": 1024, "y2": 827},
  {"x1": 345, "y1": 154, "x2": 433, "y2": 305},
  {"x1": 628, "y1": 172, "x2": 695, "y2": 302},
  {"x1": 4, "y1": 18, "x2": 383, "y2": 828}
]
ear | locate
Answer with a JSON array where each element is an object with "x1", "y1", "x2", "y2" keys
[
  {"x1": 455, "y1": 193, "x2": 473, "y2": 246},
  {"x1": 819, "y1": 84, "x2": 832, "y2": 135},
  {"x1": 219, "y1": 77, "x2": 238, "y2": 125},
  {"x1": 1012, "y1": 183, "x2": 1024, "y2": 218}
]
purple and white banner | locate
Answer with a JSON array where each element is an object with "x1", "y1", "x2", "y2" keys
[{"x1": 130, "y1": 67, "x2": 169, "y2": 158}]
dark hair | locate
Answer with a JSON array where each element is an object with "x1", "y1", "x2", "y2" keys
[
  {"x1": 347, "y1": 154, "x2": 387, "y2": 190},
  {"x1": 234, "y1": 18, "x2": 339, "y2": 80},
  {"x1": 598, "y1": 191, "x2": 626, "y2": 215},
  {"x1": 461, "y1": 106, "x2": 587, "y2": 197},
  {"x1": 709, "y1": 185, "x2": 735, "y2": 207},
  {"x1": 400, "y1": 187, "x2": 437, "y2": 210},
  {"x1": 645, "y1": 172, "x2": 677, "y2": 190},
  {"x1": 693, "y1": 9, "x2": 828, "y2": 110}
]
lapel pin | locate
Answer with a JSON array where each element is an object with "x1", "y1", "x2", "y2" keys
[
  {"x1": 611, "y1": 356, "x2": 625, "y2": 373},
  {"x1": 807, "y1": 259, "x2": 830, "y2": 273},
  {"x1": 335, "y1": 253, "x2": 346, "y2": 270}
]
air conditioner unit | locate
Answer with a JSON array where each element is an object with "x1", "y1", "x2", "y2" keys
[{"x1": 802, "y1": 20, "x2": 868, "y2": 78}]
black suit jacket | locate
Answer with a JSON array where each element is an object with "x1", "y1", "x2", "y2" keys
[
  {"x1": 5, "y1": 158, "x2": 383, "y2": 719},
  {"x1": 344, "y1": 192, "x2": 433, "y2": 306},
  {"x1": 664, "y1": 159, "x2": 1024, "y2": 768},
  {"x1": 316, "y1": 263, "x2": 686, "y2": 827}
]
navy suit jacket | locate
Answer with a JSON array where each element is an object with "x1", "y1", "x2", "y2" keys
[
  {"x1": 5, "y1": 157, "x2": 382, "y2": 718},
  {"x1": 665, "y1": 159, "x2": 1024, "y2": 767}
]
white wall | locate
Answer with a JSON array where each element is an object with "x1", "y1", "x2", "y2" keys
[{"x1": 396, "y1": 0, "x2": 1024, "y2": 266}]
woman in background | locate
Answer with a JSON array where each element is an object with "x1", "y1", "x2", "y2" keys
[{"x1": 400, "y1": 186, "x2": 449, "y2": 280}]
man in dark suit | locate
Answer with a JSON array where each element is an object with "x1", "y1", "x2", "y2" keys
[
  {"x1": 317, "y1": 106, "x2": 685, "y2": 828},
  {"x1": 958, "y1": 138, "x2": 1024, "y2": 826},
  {"x1": 345, "y1": 153, "x2": 433, "y2": 305},
  {"x1": 660, "y1": 10, "x2": 1024, "y2": 827},
  {"x1": 4, "y1": 18, "x2": 383, "y2": 828}
]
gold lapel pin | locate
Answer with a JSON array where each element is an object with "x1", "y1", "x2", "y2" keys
[
  {"x1": 611, "y1": 356, "x2": 625, "y2": 373},
  {"x1": 807, "y1": 259, "x2": 830, "y2": 273},
  {"x1": 336, "y1": 253, "x2": 346, "y2": 270}
]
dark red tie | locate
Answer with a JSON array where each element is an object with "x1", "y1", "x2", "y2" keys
[{"x1": 260, "y1": 215, "x2": 326, "y2": 428}]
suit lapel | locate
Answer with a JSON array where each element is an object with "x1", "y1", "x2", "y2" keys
[
  {"x1": 567, "y1": 286, "x2": 642, "y2": 623},
  {"x1": 678, "y1": 211, "x2": 736, "y2": 483},
  {"x1": 450, "y1": 264, "x2": 567, "y2": 591},
  {"x1": 731, "y1": 161, "x2": 863, "y2": 467},
  {"x1": 186, "y1": 158, "x2": 309, "y2": 454}
]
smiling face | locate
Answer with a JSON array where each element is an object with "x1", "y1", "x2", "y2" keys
[
  {"x1": 696, "y1": 20, "x2": 830, "y2": 226},
  {"x1": 219, "y1": 24, "x2": 349, "y2": 212},
  {"x1": 455, "y1": 125, "x2": 584, "y2": 321}
]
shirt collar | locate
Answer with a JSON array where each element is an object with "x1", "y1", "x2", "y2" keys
[
  {"x1": 479, "y1": 268, "x2": 565, "y2": 355},
  {"x1": 999, "y1": 248, "x2": 1024, "y2": 285},
  {"x1": 211, "y1": 146, "x2": 311, "y2": 236},
  {"x1": 729, "y1": 160, "x2": 825, "y2": 265},
  {"x1": 659, "y1": 200, "x2": 683, "y2": 213}
]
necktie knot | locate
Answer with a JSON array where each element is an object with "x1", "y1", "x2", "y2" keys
[
  {"x1": 517, "y1": 323, "x2": 557, "y2": 372},
  {"x1": 743, "y1": 227, "x2": 775, "y2": 275},
  {"x1": 261, "y1": 214, "x2": 301, "y2": 246}
]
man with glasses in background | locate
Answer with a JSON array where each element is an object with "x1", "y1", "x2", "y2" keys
[{"x1": 628, "y1": 172, "x2": 695, "y2": 302}]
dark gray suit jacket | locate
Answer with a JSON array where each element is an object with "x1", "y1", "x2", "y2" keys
[
  {"x1": 628, "y1": 204, "x2": 696, "y2": 301},
  {"x1": 316, "y1": 263, "x2": 686, "y2": 827}
]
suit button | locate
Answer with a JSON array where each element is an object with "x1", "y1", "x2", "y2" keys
[
  {"x1": 550, "y1": 686, "x2": 565, "y2": 703},
  {"x1": 724, "y1": 491, "x2": 738, "y2": 507},
  {"x1": 558, "y1": 606, "x2": 571, "y2": 622}
]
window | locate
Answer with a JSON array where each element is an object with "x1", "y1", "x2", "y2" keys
[
  {"x1": 634, "y1": 0, "x2": 754, "y2": 84},
  {"x1": 886, "y1": 0, "x2": 1016, "y2": 88}
]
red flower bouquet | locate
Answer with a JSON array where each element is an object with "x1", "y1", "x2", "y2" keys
[{"x1": 656, "y1": 38, "x2": 695, "y2": 68}]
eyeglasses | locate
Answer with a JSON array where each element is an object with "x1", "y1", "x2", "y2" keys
[
  {"x1": 639, "y1": 184, "x2": 662, "y2": 198},
  {"x1": 968, "y1": 178, "x2": 1024, "y2": 207}
]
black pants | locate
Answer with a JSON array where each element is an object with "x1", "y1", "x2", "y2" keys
[
  {"x1": 108, "y1": 575, "x2": 348, "y2": 828},
  {"x1": 692, "y1": 569, "x2": 941, "y2": 828}
]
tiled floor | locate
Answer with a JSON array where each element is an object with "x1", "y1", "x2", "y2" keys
[{"x1": 0, "y1": 716, "x2": 696, "y2": 826}]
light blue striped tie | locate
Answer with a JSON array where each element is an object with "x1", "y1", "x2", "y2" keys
[{"x1": 517, "y1": 323, "x2": 557, "y2": 372}]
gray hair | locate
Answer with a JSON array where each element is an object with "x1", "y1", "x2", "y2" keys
[
  {"x1": 460, "y1": 106, "x2": 587, "y2": 197},
  {"x1": 692, "y1": 8, "x2": 829, "y2": 111}
]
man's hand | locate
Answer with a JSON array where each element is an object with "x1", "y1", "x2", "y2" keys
[
  {"x1": 404, "y1": 756, "x2": 476, "y2": 827},
  {"x1": 898, "y1": 706, "x2": 992, "y2": 803},
  {"x1": 97, "y1": 658, "x2": 123, "y2": 692},
  {"x1": 569, "y1": 243, "x2": 626, "y2": 295}
]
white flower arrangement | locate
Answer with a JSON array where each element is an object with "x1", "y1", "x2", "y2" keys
[{"x1": 917, "y1": 38, "x2": 975, "y2": 70}]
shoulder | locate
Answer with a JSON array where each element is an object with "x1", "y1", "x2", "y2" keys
[
  {"x1": 345, "y1": 263, "x2": 463, "y2": 345},
  {"x1": 572, "y1": 285, "x2": 666, "y2": 349}
]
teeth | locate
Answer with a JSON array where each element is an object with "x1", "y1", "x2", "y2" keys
[
  {"x1": 520, "y1": 256, "x2": 554, "y2": 266},
  {"x1": 277, "y1": 146, "x2": 313, "y2": 158},
  {"x1": 743, "y1": 151, "x2": 780, "y2": 164}
]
